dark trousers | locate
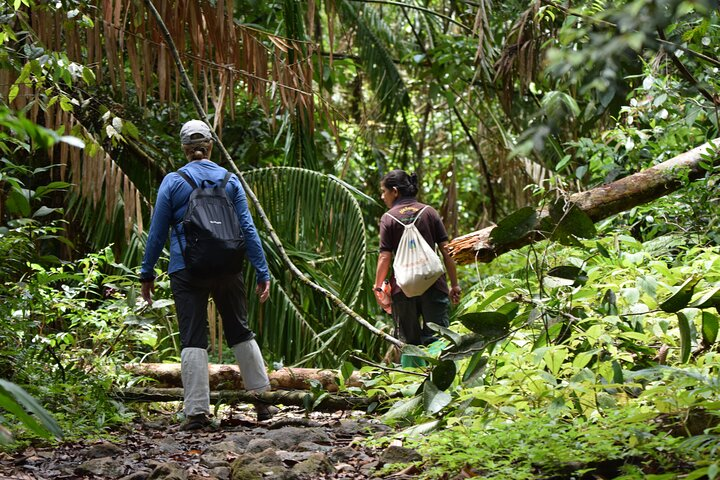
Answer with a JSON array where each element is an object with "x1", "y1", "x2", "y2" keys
[
  {"x1": 391, "y1": 287, "x2": 450, "y2": 345},
  {"x1": 170, "y1": 269, "x2": 255, "y2": 349}
]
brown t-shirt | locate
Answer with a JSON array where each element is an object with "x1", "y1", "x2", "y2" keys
[{"x1": 379, "y1": 198, "x2": 449, "y2": 295}]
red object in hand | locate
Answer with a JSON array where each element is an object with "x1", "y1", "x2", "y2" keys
[{"x1": 374, "y1": 282, "x2": 392, "y2": 314}]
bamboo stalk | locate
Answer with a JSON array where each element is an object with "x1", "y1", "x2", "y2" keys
[{"x1": 142, "y1": 0, "x2": 403, "y2": 349}]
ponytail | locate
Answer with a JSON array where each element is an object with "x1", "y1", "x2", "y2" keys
[{"x1": 381, "y1": 169, "x2": 419, "y2": 198}]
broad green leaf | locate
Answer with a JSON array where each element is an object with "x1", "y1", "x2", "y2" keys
[
  {"x1": 422, "y1": 380, "x2": 452, "y2": 414},
  {"x1": 340, "y1": 361, "x2": 355, "y2": 382},
  {"x1": 676, "y1": 311, "x2": 692, "y2": 363},
  {"x1": 312, "y1": 392, "x2": 330, "y2": 410},
  {"x1": 601, "y1": 289, "x2": 618, "y2": 315},
  {"x1": 35, "y1": 181, "x2": 71, "y2": 198},
  {"x1": 543, "y1": 347, "x2": 568, "y2": 375},
  {"x1": 8, "y1": 84, "x2": 18, "y2": 103},
  {"x1": 459, "y1": 312, "x2": 510, "y2": 338},
  {"x1": 543, "y1": 275, "x2": 575, "y2": 289},
  {"x1": 430, "y1": 360, "x2": 456, "y2": 391},
  {"x1": 621, "y1": 288, "x2": 641, "y2": 306},
  {"x1": 59, "y1": 96, "x2": 74, "y2": 112},
  {"x1": 660, "y1": 276, "x2": 701, "y2": 313},
  {"x1": 546, "y1": 199, "x2": 597, "y2": 245},
  {"x1": 496, "y1": 302, "x2": 520, "y2": 321},
  {"x1": 81, "y1": 66, "x2": 96, "y2": 85},
  {"x1": 547, "y1": 266, "x2": 588, "y2": 286},
  {"x1": 0, "y1": 380, "x2": 61, "y2": 439},
  {"x1": 32, "y1": 206, "x2": 59, "y2": 218},
  {"x1": 572, "y1": 350, "x2": 595, "y2": 369},
  {"x1": 612, "y1": 360, "x2": 624, "y2": 384},
  {"x1": 150, "y1": 299, "x2": 174, "y2": 309},
  {"x1": 702, "y1": 311, "x2": 719, "y2": 347},
  {"x1": 401, "y1": 420, "x2": 440, "y2": 436},
  {"x1": 637, "y1": 276, "x2": 658, "y2": 300},
  {"x1": 302, "y1": 393, "x2": 313, "y2": 412},
  {"x1": 690, "y1": 286, "x2": 720, "y2": 309},
  {"x1": 402, "y1": 344, "x2": 432, "y2": 360},
  {"x1": 461, "y1": 351, "x2": 487, "y2": 384},
  {"x1": 444, "y1": 334, "x2": 489, "y2": 361},
  {"x1": 122, "y1": 120, "x2": 140, "y2": 139},
  {"x1": 383, "y1": 395, "x2": 422, "y2": 421},
  {"x1": 595, "y1": 241, "x2": 611, "y2": 258},
  {"x1": 6, "y1": 189, "x2": 31, "y2": 217},
  {"x1": 425, "y1": 323, "x2": 462, "y2": 345},
  {"x1": 489, "y1": 207, "x2": 537, "y2": 245},
  {"x1": 0, "y1": 390, "x2": 45, "y2": 437},
  {"x1": 476, "y1": 286, "x2": 515, "y2": 310}
]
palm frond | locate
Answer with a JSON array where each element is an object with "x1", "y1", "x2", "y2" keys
[{"x1": 243, "y1": 167, "x2": 376, "y2": 366}]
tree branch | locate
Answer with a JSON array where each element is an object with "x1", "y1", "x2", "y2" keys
[{"x1": 348, "y1": 0, "x2": 474, "y2": 33}]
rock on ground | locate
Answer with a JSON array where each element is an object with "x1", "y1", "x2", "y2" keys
[{"x1": 0, "y1": 406, "x2": 423, "y2": 479}]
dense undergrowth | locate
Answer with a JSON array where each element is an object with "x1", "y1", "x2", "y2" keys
[{"x1": 364, "y1": 228, "x2": 720, "y2": 479}]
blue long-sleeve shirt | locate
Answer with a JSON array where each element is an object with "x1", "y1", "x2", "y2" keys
[{"x1": 140, "y1": 159, "x2": 270, "y2": 284}]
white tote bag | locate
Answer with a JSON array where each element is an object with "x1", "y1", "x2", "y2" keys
[{"x1": 386, "y1": 206, "x2": 445, "y2": 297}]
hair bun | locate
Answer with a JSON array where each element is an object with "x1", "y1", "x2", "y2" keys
[{"x1": 409, "y1": 172, "x2": 418, "y2": 186}]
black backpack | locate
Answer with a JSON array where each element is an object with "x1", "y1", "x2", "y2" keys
[{"x1": 174, "y1": 170, "x2": 246, "y2": 277}]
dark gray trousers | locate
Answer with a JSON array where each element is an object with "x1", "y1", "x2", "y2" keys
[
  {"x1": 391, "y1": 287, "x2": 450, "y2": 345},
  {"x1": 170, "y1": 268, "x2": 255, "y2": 349}
]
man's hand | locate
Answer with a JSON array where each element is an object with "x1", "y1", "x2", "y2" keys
[
  {"x1": 256, "y1": 280, "x2": 271, "y2": 303},
  {"x1": 141, "y1": 280, "x2": 155, "y2": 306}
]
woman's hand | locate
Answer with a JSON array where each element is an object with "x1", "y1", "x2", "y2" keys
[{"x1": 450, "y1": 285, "x2": 462, "y2": 304}]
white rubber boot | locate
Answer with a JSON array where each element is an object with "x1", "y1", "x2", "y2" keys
[
  {"x1": 231, "y1": 339, "x2": 270, "y2": 392},
  {"x1": 180, "y1": 347, "x2": 210, "y2": 417},
  {"x1": 231, "y1": 339, "x2": 277, "y2": 421}
]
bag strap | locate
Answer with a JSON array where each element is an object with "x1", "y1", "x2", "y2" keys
[
  {"x1": 176, "y1": 170, "x2": 198, "y2": 189},
  {"x1": 220, "y1": 171, "x2": 232, "y2": 188},
  {"x1": 385, "y1": 205, "x2": 430, "y2": 227}
]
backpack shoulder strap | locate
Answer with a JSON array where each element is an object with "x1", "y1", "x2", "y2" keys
[
  {"x1": 219, "y1": 171, "x2": 232, "y2": 188},
  {"x1": 384, "y1": 212, "x2": 405, "y2": 227},
  {"x1": 410, "y1": 205, "x2": 430, "y2": 225},
  {"x1": 176, "y1": 170, "x2": 198, "y2": 189}
]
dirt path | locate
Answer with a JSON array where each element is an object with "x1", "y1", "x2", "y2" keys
[{"x1": 0, "y1": 406, "x2": 422, "y2": 480}]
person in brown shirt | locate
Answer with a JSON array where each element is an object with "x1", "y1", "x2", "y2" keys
[{"x1": 374, "y1": 170, "x2": 461, "y2": 346}]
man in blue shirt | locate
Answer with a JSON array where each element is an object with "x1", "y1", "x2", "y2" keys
[{"x1": 140, "y1": 120, "x2": 276, "y2": 429}]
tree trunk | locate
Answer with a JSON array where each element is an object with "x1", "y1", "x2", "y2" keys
[
  {"x1": 116, "y1": 387, "x2": 376, "y2": 411},
  {"x1": 448, "y1": 138, "x2": 720, "y2": 265},
  {"x1": 123, "y1": 364, "x2": 362, "y2": 392}
]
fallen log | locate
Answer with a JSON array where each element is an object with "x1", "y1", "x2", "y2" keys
[
  {"x1": 115, "y1": 387, "x2": 376, "y2": 411},
  {"x1": 124, "y1": 364, "x2": 363, "y2": 393},
  {"x1": 448, "y1": 137, "x2": 720, "y2": 265}
]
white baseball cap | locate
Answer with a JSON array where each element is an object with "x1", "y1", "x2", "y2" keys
[{"x1": 180, "y1": 120, "x2": 213, "y2": 144}]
